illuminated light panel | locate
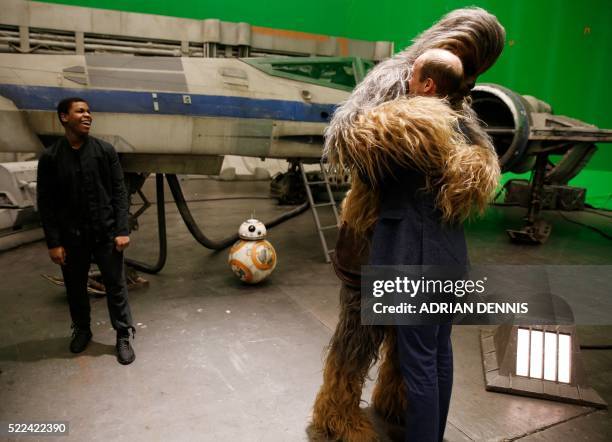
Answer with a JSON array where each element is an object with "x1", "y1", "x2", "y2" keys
[
  {"x1": 529, "y1": 330, "x2": 544, "y2": 379},
  {"x1": 516, "y1": 328, "x2": 530, "y2": 377},
  {"x1": 558, "y1": 333, "x2": 571, "y2": 383},
  {"x1": 544, "y1": 332, "x2": 558, "y2": 381},
  {"x1": 515, "y1": 329, "x2": 572, "y2": 384},
  {"x1": 484, "y1": 326, "x2": 605, "y2": 408}
]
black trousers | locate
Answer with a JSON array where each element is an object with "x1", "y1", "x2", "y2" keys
[
  {"x1": 396, "y1": 324, "x2": 453, "y2": 442},
  {"x1": 61, "y1": 239, "x2": 133, "y2": 332}
]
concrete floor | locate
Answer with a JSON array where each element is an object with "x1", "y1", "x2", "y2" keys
[{"x1": 0, "y1": 178, "x2": 610, "y2": 441}]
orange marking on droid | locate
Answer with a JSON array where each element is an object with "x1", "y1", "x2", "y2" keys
[
  {"x1": 229, "y1": 258, "x2": 253, "y2": 283},
  {"x1": 230, "y1": 240, "x2": 248, "y2": 255},
  {"x1": 250, "y1": 240, "x2": 276, "y2": 270}
]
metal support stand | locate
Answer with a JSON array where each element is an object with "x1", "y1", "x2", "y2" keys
[{"x1": 507, "y1": 153, "x2": 552, "y2": 244}]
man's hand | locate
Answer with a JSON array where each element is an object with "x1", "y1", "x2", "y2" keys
[
  {"x1": 49, "y1": 246, "x2": 66, "y2": 266},
  {"x1": 114, "y1": 236, "x2": 130, "y2": 252}
]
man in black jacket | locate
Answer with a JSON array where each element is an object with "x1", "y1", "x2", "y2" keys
[{"x1": 37, "y1": 97, "x2": 136, "y2": 365}]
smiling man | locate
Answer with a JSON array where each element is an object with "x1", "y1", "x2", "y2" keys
[{"x1": 37, "y1": 97, "x2": 136, "y2": 365}]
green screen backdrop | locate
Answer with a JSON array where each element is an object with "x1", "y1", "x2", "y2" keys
[{"x1": 37, "y1": 0, "x2": 612, "y2": 206}]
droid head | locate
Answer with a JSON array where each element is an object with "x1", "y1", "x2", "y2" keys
[{"x1": 238, "y1": 218, "x2": 267, "y2": 240}]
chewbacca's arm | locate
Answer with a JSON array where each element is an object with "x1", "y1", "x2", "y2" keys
[
  {"x1": 335, "y1": 96, "x2": 500, "y2": 222},
  {"x1": 330, "y1": 96, "x2": 467, "y2": 186}
]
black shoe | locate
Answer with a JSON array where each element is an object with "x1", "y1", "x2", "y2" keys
[
  {"x1": 70, "y1": 325, "x2": 92, "y2": 353},
  {"x1": 116, "y1": 329, "x2": 135, "y2": 365}
]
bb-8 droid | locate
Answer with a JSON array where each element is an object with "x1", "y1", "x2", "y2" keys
[{"x1": 228, "y1": 219, "x2": 277, "y2": 284}]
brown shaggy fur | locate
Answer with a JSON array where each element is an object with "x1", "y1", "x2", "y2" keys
[
  {"x1": 370, "y1": 328, "x2": 407, "y2": 424},
  {"x1": 312, "y1": 285, "x2": 385, "y2": 441},
  {"x1": 339, "y1": 97, "x2": 500, "y2": 237}
]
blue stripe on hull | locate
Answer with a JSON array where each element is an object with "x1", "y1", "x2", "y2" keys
[{"x1": 0, "y1": 84, "x2": 336, "y2": 123}]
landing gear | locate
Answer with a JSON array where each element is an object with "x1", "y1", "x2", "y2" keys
[{"x1": 506, "y1": 153, "x2": 552, "y2": 244}]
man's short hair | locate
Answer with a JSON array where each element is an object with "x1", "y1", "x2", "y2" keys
[
  {"x1": 56, "y1": 97, "x2": 88, "y2": 124},
  {"x1": 419, "y1": 57, "x2": 463, "y2": 97}
]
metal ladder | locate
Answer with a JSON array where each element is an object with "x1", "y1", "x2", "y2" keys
[{"x1": 299, "y1": 160, "x2": 340, "y2": 262}]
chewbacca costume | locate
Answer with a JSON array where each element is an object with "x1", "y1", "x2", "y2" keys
[{"x1": 310, "y1": 8, "x2": 505, "y2": 442}]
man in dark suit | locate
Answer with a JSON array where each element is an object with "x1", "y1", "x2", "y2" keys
[
  {"x1": 37, "y1": 97, "x2": 136, "y2": 365},
  {"x1": 369, "y1": 50, "x2": 471, "y2": 442}
]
